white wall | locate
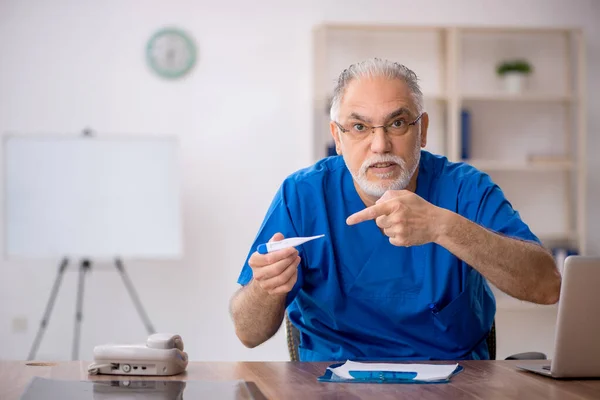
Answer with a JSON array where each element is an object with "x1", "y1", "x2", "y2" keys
[{"x1": 0, "y1": 0, "x2": 598, "y2": 362}]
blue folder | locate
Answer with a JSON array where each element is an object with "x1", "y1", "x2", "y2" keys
[{"x1": 318, "y1": 362, "x2": 464, "y2": 384}]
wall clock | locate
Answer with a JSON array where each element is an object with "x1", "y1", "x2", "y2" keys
[{"x1": 146, "y1": 28, "x2": 197, "y2": 79}]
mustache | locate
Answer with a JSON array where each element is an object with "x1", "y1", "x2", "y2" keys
[{"x1": 359, "y1": 155, "x2": 406, "y2": 175}]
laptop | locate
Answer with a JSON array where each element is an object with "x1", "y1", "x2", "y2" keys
[{"x1": 517, "y1": 256, "x2": 600, "y2": 379}]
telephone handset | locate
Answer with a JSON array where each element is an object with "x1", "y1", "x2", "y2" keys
[{"x1": 87, "y1": 333, "x2": 188, "y2": 376}]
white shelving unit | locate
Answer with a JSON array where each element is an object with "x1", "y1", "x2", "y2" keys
[{"x1": 312, "y1": 24, "x2": 587, "y2": 311}]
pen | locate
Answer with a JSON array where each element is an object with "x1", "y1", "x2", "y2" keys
[
  {"x1": 257, "y1": 235, "x2": 325, "y2": 254},
  {"x1": 349, "y1": 370, "x2": 418, "y2": 381}
]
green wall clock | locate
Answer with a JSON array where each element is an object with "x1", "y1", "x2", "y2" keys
[{"x1": 146, "y1": 28, "x2": 197, "y2": 79}]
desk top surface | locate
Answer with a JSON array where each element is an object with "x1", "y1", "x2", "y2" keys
[{"x1": 2, "y1": 360, "x2": 600, "y2": 400}]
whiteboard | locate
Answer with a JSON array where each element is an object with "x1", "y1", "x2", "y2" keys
[{"x1": 4, "y1": 134, "x2": 183, "y2": 259}]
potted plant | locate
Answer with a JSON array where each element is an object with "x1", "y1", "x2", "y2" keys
[{"x1": 496, "y1": 59, "x2": 533, "y2": 94}]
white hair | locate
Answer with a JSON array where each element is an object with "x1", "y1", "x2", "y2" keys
[{"x1": 329, "y1": 58, "x2": 424, "y2": 121}]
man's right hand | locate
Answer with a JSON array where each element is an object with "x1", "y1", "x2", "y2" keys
[{"x1": 248, "y1": 233, "x2": 300, "y2": 295}]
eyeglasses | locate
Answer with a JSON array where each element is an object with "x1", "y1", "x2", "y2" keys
[{"x1": 334, "y1": 113, "x2": 423, "y2": 141}]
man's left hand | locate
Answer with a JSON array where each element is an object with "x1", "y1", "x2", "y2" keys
[{"x1": 346, "y1": 190, "x2": 444, "y2": 246}]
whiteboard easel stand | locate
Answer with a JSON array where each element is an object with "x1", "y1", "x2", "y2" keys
[{"x1": 27, "y1": 256, "x2": 156, "y2": 361}]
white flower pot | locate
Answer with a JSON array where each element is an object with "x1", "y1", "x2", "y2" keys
[{"x1": 501, "y1": 72, "x2": 527, "y2": 94}]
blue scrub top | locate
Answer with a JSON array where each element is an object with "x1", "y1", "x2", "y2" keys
[{"x1": 237, "y1": 150, "x2": 540, "y2": 361}]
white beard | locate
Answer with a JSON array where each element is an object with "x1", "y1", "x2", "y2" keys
[{"x1": 343, "y1": 144, "x2": 421, "y2": 198}]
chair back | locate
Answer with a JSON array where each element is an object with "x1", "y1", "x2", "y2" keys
[{"x1": 284, "y1": 314, "x2": 497, "y2": 361}]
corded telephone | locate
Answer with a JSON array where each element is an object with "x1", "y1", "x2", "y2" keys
[{"x1": 87, "y1": 333, "x2": 188, "y2": 376}]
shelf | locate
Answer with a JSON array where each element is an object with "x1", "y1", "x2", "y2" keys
[
  {"x1": 495, "y1": 295, "x2": 559, "y2": 311},
  {"x1": 538, "y1": 232, "x2": 578, "y2": 242},
  {"x1": 537, "y1": 232, "x2": 579, "y2": 249},
  {"x1": 466, "y1": 159, "x2": 574, "y2": 172},
  {"x1": 491, "y1": 285, "x2": 560, "y2": 311},
  {"x1": 458, "y1": 26, "x2": 577, "y2": 34},
  {"x1": 461, "y1": 94, "x2": 573, "y2": 102}
]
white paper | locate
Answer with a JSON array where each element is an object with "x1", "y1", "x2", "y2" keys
[{"x1": 329, "y1": 360, "x2": 459, "y2": 381}]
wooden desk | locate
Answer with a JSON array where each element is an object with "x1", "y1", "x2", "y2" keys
[{"x1": 2, "y1": 360, "x2": 600, "y2": 399}]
